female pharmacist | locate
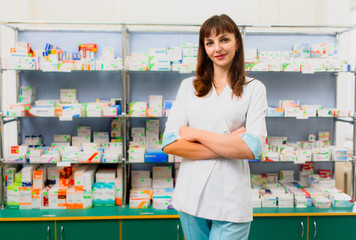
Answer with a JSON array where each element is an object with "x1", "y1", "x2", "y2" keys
[{"x1": 162, "y1": 14, "x2": 267, "y2": 240}]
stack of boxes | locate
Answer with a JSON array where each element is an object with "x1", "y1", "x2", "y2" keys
[
  {"x1": 259, "y1": 132, "x2": 349, "y2": 163},
  {"x1": 61, "y1": 146, "x2": 80, "y2": 163},
  {"x1": 279, "y1": 170, "x2": 295, "y2": 182},
  {"x1": 129, "y1": 96, "x2": 173, "y2": 118},
  {"x1": 145, "y1": 119, "x2": 160, "y2": 149},
  {"x1": 60, "y1": 89, "x2": 77, "y2": 104},
  {"x1": 7, "y1": 163, "x2": 123, "y2": 209},
  {"x1": 147, "y1": 95, "x2": 163, "y2": 117},
  {"x1": 129, "y1": 167, "x2": 174, "y2": 209},
  {"x1": 3, "y1": 42, "x2": 37, "y2": 70},
  {"x1": 261, "y1": 194, "x2": 278, "y2": 208},
  {"x1": 277, "y1": 194, "x2": 294, "y2": 208},
  {"x1": 19, "y1": 86, "x2": 36, "y2": 105},
  {"x1": 78, "y1": 43, "x2": 97, "y2": 60},
  {"x1": 52, "y1": 135, "x2": 71, "y2": 148},
  {"x1": 115, "y1": 166, "x2": 123, "y2": 205},
  {"x1": 279, "y1": 100, "x2": 303, "y2": 118},
  {"x1": 127, "y1": 43, "x2": 197, "y2": 72},
  {"x1": 130, "y1": 171, "x2": 152, "y2": 209},
  {"x1": 152, "y1": 167, "x2": 174, "y2": 209},
  {"x1": 244, "y1": 43, "x2": 350, "y2": 72},
  {"x1": 152, "y1": 167, "x2": 174, "y2": 189},
  {"x1": 299, "y1": 162, "x2": 314, "y2": 187},
  {"x1": 7, "y1": 86, "x2": 36, "y2": 117},
  {"x1": 102, "y1": 142, "x2": 122, "y2": 163},
  {"x1": 59, "y1": 89, "x2": 82, "y2": 118},
  {"x1": 4, "y1": 166, "x2": 18, "y2": 204},
  {"x1": 168, "y1": 46, "x2": 183, "y2": 70},
  {"x1": 72, "y1": 126, "x2": 91, "y2": 148},
  {"x1": 128, "y1": 147, "x2": 145, "y2": 163},
  {"x1": 7, "y1": 145, "x2": 28, "y2": 163},
  {"x1": 110, "y1": 119, "x2": 122, "y2": 142},
  {"x1": 92, "y1": 169, "x2": 116, "y2": 206},
  {"x1": 266, "y1": 99, "x2": 351, "y2": 118},
  {"x1": 3, "y1": 41, "x2": 350, "y2": 72},
  {"x1": 97, "y1": 47, "x2": 122, "y2": 71},
  {"x1": 129, "y1": 102, "x2": 147, "y2": 117},
  {"x1": 250, "y1": 166, "x2": 351, "y2": 209},
  {"x1": 127, "y1": 53, "x2": 149, "y2": 71},
  {"x1": 4, "y1": 42, "x2": 122, "y2": 71},
  {"x1": 131, "y1": 127, "x2": 146, "y2": 147},
  {"x1": 7, "y1": 86, "x2": 122, "y2": 118},
  {"x1": 181, "y1": 43, "x2": 198, "y2": 72},
  {"x1": 129, "y1": 127, "x2": 146, "y2": 163},
  {"x1": 84, "y1": 103, "x2": 102, "y2": 117},
  {"x1": 148, "y1": 48, "x2": 170, "y2": 71},
  {"x1": 93, "y1": 132, "x2": 109, "y2": 145},
  {"x1": 128, "y1": 120, "x2": 167, "y2": 163}
]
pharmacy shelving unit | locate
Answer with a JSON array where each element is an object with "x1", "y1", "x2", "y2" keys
[{"x1": 0, "y1": 21, "x2": 355, "y2": 240}]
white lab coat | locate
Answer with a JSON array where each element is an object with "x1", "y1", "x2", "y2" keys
[{"x1": 163, "y1": 76, "x2": 267, "y2": 223}]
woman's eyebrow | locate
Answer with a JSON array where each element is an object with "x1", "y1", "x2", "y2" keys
[
  {"x1": 205, "y1": 34, "x2": 228, "y2": 42},
  {"x1": 218, "y1": 34, "x2": 228, "y2": 39}
]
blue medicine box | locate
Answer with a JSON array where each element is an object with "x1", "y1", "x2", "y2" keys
[{"x1": 144, "y1": 149, "x2": 168, "y2": 163}]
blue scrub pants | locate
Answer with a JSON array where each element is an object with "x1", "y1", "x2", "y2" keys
[{"x1": 178, "y1": 211, "x2": 251, "y2": 240}]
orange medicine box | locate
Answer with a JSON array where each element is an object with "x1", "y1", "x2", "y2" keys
[
  {"x1": 19, "y1": 187, "x2": 32, "y2": 209},
  {"x1": 59, "y1": 175, "x2": 73, "y2": 187},
  {"x1": 31, "y1": 188, "x2": 41, "y2": 209},
  {"x1": 33, "y1": 170, "x2": 45, "y2": 189},
  {"x1": 74, "y1": 166, "x2": 89, "y2": 191},
  {"x1": 66, "y1": 186, "x2": 84, "y2": 209},
  {"x1": 78, "y1": 43, "x2": 97, "y2": 52},
  {"x1": 58, "y1": 188, "x2": 68, "y2": 209},
  {"x1": 11, "y1": 146, "x2": 20, "y2": 154}
]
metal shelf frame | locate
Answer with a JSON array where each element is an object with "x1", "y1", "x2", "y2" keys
[
  {"x1": 2, "y1": 20, "x2": 356, "y2": 35},
  {"x1": 0, "y1": 21, "x2": 355, "y2": 209}
]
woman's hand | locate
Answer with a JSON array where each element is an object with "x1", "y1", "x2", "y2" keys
[
  {"x1": 179, "y1": 126, "x2": 200, "y2": 142},
  {"x1": 230, "y1": 127, "x2": 246, "y2": 136}
]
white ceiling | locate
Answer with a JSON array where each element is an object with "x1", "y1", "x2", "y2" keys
[{"x1": 351, "y1": 0, "x2": 356, "y2": 9}]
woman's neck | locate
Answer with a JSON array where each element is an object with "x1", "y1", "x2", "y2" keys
[{"x1": 213, "y1": 67, "x2": 229, "y2": 86}]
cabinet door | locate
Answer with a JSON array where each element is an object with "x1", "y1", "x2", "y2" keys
[
  {"x1": 56, "y1": 220, "x2": 120, "y2": 240},
  {"x1": 248, "y1": 217, "x2": 307, "y2": 240},
  {"x1": 0, "y1": 221, "x2": 55, "y2": 240},
  {"x1": 309, "y1": 216, "x2": 356, "y2": 240},
  {"x1": 122, "y1": 219, "x2": 183, "y2": 240}
]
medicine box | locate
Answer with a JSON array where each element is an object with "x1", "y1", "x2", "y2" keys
[{"x1": 60, "y1": 89, "x2": 77, "y2": 103}]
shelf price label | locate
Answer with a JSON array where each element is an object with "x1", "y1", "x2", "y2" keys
[
  {"x1": 59, "y1": 116, "x2": 73, "y2": 121},
  {"x1": 296, "y1": 116, "x2": 309, "y2": 120},
  {"x1": 57, "y1": 162, "x2": 71, "y2": 167}
]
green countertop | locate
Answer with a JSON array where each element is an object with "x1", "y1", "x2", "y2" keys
[
  {"x1": 1, "y1": 206, "x2": 356, "y2": 221},
  {"x1": 253, "y1": 206, "x2": 356, "y2": 216},
  {"x1": 0, "y1": 206, "x2": 179, "y2": 220}
]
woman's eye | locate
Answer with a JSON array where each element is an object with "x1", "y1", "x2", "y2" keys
[
  {"x1": 222, "y1": 38, "x2": 229, "y2": 42},
  {"x1": 206, "y1": 42, "x2": 213, "y2": 46}
]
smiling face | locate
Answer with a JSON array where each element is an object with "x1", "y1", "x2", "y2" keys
[{"x1": 204, "y1": 31, "x2": 238, "y2": 71}]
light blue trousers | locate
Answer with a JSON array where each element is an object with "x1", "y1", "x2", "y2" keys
[{"x1": 178, "y1": 211, "x2": 251, "y2": 240}]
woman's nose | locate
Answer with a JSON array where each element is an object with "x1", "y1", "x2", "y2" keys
[{"x1": 214, "y1": 42, "x2": 221, "y2": 51}]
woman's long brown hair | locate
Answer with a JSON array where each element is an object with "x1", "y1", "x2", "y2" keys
[{"x1": 194, "y1": 14, "x2": 246, "y2": 98}]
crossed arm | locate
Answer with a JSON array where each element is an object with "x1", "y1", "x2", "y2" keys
[{"x1": 163, "y1": 126, "x2": 254, "y2": 160}]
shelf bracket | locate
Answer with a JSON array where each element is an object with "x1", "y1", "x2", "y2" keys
[
  {"x1": 241, "y1": 26, "x2": 246, "y2": 42},
  {"x1": 351, "y1": 157, "x2": 356, "y2": 202},
  {"x1": 335, "y1": 118, "x2": 354, "y2": 124},
  {"x1": 2, "y1": 118, "x2": 19, "y2": 125}
]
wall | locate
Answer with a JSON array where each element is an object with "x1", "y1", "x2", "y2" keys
[{"x1": 0, "y1": 0, "x2": 351, "y2": 25}]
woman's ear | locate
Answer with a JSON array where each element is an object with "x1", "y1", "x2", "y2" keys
[{"x1": 236, "y1": 41, "x2": 240, "y2": 51}]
